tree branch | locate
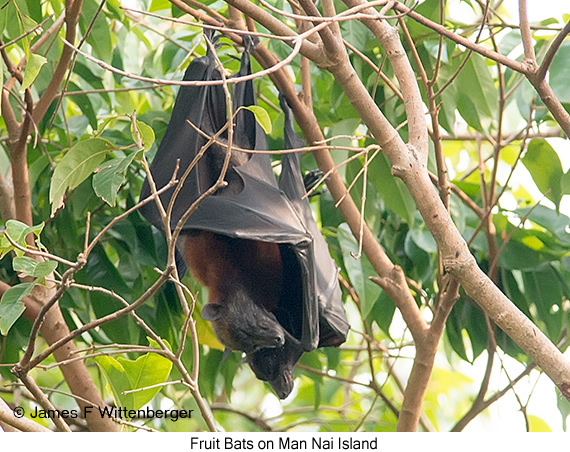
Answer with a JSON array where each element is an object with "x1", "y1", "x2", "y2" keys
[
  {"x1": 452, "y1": 362, "x2": 537, "y2": 431},
  {"x1": 9, "y1": 373, "x2": 71, "y2": 431},
  {"x1": 518, "y1": 0, "x2": 535, "y2": 61},
  {"x1": 31, "y1": 0, "x2": 83, "y2": 125},
  {"x1": 0, "y1": 397, "x2": 52, "y2": 432}
]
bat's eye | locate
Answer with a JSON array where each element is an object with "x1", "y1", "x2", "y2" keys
[{"x1": 274, "y1": 335, "x2": 285, "y2": 347}]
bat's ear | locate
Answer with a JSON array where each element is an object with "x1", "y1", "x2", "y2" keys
[{"x1": 202, "y1": 303, "x2": 224, "y2": 321}]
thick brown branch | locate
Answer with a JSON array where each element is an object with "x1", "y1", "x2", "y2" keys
[
  {"x1": 297, "y1": 0, "x2": 342, "y2": 56},
  {"x1": 0, "y1": 169, "x2": 15, "y2": 221},
  {"x1": 10, "y1": 96, "x2": 34, "y2": 229},
  {"x1": 31, "y1": 0, "x2": 84, "y2": 125},
  {"x1": 527, "y1": 77, "x2": 570, "y2": 138},
  {"x1": 0, "y1": 397, "x2": 52, "y2": 432},
  {"x1": 224, "y1": 0, "x2": 324, "y2": 64},
  {"x1": 518, "y1": 0, "x2": 535, "y2": 61},
  {"x1": 343, "y1": 0, "x2": 429, "y2": 160},
  {"x1": 0, "y1": 38, "x2": 34, "y2": 229}
]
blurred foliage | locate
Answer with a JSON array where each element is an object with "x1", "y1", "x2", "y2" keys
[{"x1": 0, "y1": 0, "x2": 568, "y2": 432}]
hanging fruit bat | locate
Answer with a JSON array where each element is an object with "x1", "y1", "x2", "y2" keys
[{"x1": 139, "y1": 31, "x2": 349, "y2": 398}]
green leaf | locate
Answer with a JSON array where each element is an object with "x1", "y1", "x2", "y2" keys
[
  {"x1": 369, "y1": 152, "x2": 416, "y2": 224},
  {"x1": 549, "y1": 41, "x2": 570, "y2": 103},
  {"x1": 456, "y1": 93, "x2": 484, "y2": 132},
  {"x1": 458, "y1": 54, "x2": 496, "y2": 118},
  {"x1": 522, "y1": 139, "x2": 563, "y2": 209},
  {"x1": 161, "y1": 40, "x2": 184, "y2": 74},
  {"x1": 243, "y1": 106, "x2": 272, "y2": 134},
  {"x1": 561, "y1": 169, "x2": 570, "y2": 195},
  {"x1": 409, "y1": 224, "x2": 438, "y2": 253},
  {"x1": 50, "y1": 138, "x2": 114, "y2": 214},
  {"x1": 557, "y1": 394, "x2": 570, "y2": 431},
  {"x1": 10, "y1": 220, "x2": 44, "y2": 239},
  {"x1": 337, "y1": 223, "x2": 380, "y2": 318},
  {"x1": 81, "y1": 244, "x2": 132, "y2": 344},
  {"x1": 95, "y1": 116, "x2": 119, "y2": 136},
  {"x1": 104, "y1": 0, "x2": 122, "y2": 21},
  {"x1": 501, "y1": 268, "x2": 532, "y2": 319},
  {"x1": 1, "y1": 221, "x2": 45, "y2": 258},
  {"x1": 437, "y1": 71, "x2": 458, "y2": 134},
  {"x1": 111, "y1": 46, "x2": 125, "y2": 85},
  {"x1": 447, "y1": 296, "x2": 488, "y2": 363},
  {"x1": 93, "y1": 151, "x2": 141, "y2": 206},
  {"x1": 341, "y1": 17, "x2": 370, "y2": 50},
  {"x1": 12, "y1": 256, "x2": 57, "y2": 279},
  {"x1": 0, "y1": 4, "x2": 6, "y2": 36},
  {"x1": 20, "y1": 53, "x2": 46, "y2": 91},
  {"x1": 150, "y1": 0, "x2": 171, "y2": 11},
  {"x1": 0, "y1": 235, "x2": 10, "y2": 260},
  {"x1": 131, "y1": 27, "x2": 152, "y2": 50},
  {"x1": 328, "y1": 118, "x2": 360, "y2": 180},
  {"x1": 96, "y1": 341, "x2": 173, "y2": 413},
  {"x1": 95, "y1": 355, "x2": 134, "y2": 410},
  {"x1": 80, "y1": 0, "x2": 112, "y2": 63},
  {"x1": 366, "y1": 291, "x2": 395, "y2": 338},
  {"x1": 24, "y1": 0, "x2": 42, "y2": 23},
  {"x1": 323, "y1": 347, "x2": 341, "y2": 370},
  {"x1": 73, "y1": 61, "x2": 106, "y2": 91},
  {"x1": 200, "y1": 350, "x2": 224, "y2": 399},
  {"x1": 131, "y1": 120, "x2": 155, "y2": 152},
  {"x1": 0, "y1": 1, "x2": 22, "y2": 46},
  {"x1": 445, "y1": 306, "x2": 470, "y2": 362},
  {"x1": 33, "y1": 260, "x2": 58, "y2": 278},
  {"x1": 522, "y1": 267, "x2": 563, "y2": 339},
  {"x1": 0, "y1": 283, "x2": 33, "y2": 335},
  {"x1": 117, "y1": 350, "x2": 172, "y2": 411},
  {"x1": 516, "y1": 204, "x2": 570, "y2": 246},
  {"x1": 456, "y1": 54, "x2": 496, "y2": 131},
  {"x1": 12, "y1": 256, "x2": 38, "y2": 276},
  {"x1": 499, "y1": 240, "x2": 548, "y2": 270}
]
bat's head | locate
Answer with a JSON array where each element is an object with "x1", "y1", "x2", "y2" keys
[
  {"x1": 270, "y1": 370, "x2": 294, "y2": 400},
  {"x1": 246, "y1": 332, "x2": 304, "y2": 399},
  {"x1": 201, "y1": 287, "x2": 285, "y2": 354}
]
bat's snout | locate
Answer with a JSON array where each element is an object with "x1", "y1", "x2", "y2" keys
[{"x1": 273, "y1": 333, "x2": 285, "y2": 348}]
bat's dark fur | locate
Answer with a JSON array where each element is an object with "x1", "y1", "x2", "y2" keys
[
  {"x1": 180, "y1": 230, "x2": 286, "y2": 354},
  {"x1": 246, "y1": 330, "x2": 303, "y2": 399}
]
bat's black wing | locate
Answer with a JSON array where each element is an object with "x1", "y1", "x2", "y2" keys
[
  {"x1": 278, "y1": 96, "x2": 350, "y2": 347},
  {"x1": 247, "y1": 98, "x2": 349, "y2": 398},
  {"x1": 140, "y1": 31, "x2": 222, "y2": 232}
]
